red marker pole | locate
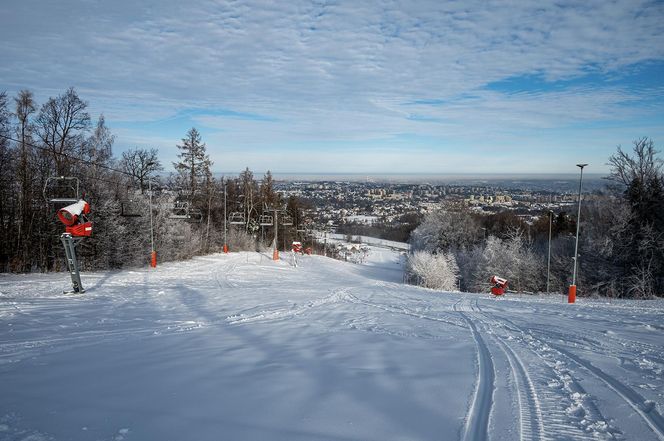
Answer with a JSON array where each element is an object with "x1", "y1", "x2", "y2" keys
[
  {"x1": 568, "y1": 285, "x2": 576, "y2": 303},
  {"x1": 148, "y1": 178, "x2": 157, "y2": 268}
]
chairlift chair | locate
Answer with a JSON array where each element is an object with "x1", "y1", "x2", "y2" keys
[
  {"x1": 187, "y1": 208, "x2": 203, "y2": 223},
  {"x1": 120, "y1": 200, "x2": 142, "y2": 217},
  {"x1": 281, "y1": 214, "x2": 293, "y2": 226},
  {"x1": 229, "y1": 212, "x2": 246, "y2": 225},
  {"x1": 169, "y1": 201, "x2": 191, "y2": 219},
  {"x1": 44, "y1": 176, "x2": 81, "y2": 205},
  {"x1": 259, "y1": 214, "x2": 274, "y2": 226}
]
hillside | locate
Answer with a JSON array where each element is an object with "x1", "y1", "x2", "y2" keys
[{"x1": 1, "y1": 243, "x2": 663, "y2": 440}]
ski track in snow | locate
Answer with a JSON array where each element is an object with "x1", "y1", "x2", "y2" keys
[
  {"x1": 454, "y1": 299, "x2": 495, "y2": 441},
  {"x1": 472, "y1": 302, "x2": 545, "y2": 441},
  {"x1": 473, "y1": 301, "x2": 617, "y2": 441},
  {"x1": 490, "y1": 312, "x2": 661, "y2": 440},
  {"x1": 1, "y1": 248, "x2": 664, "y2": 441}
]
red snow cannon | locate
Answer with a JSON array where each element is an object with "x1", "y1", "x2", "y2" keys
[
  {"x1": 57, "y1": 200, "x2": 90, "y2": 226},
  {"x1": 292, "y1": 241, "x2": 303, "y2": 253},
  {"x1": 490, "y1": 275, "x2": 508, "y2": 296},
  {"x1": 57, "y1": 199, "x2": 92, "y2": 237}
]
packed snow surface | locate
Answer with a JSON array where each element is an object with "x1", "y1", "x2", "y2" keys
[{"x1": 1, "y1": 244, "x2": 663, "y2": 441}]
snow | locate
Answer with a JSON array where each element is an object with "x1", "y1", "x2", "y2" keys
[
  {"x1": 1, "y1": 241, "x2": 664, "y2": 441},
  {"x1": 325, "y1": 233, "x2": 411, "y2": 251}
]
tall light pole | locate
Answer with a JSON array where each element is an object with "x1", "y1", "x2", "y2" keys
[
  {"x1": 568, "y1": 163, "x2": 587, "y2": 303},
  {"x1": 547, "y1": 210, "x2": 553, "y2": 293},
  {"x1": 223, "y1": 178, "x2": 228, "y2": 253}
]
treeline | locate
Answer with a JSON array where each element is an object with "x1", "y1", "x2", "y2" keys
[
  {"x1": 0, "y1": 88, "x2": 307, "y2": 273},
  {"x1": 336, "y1": 212, "x2": 421, "y2": 243},
  {"x1": 408, "y1": 138, "x2": 664, "y2": 299}
]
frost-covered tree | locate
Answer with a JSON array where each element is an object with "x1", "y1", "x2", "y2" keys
[
  {"x1": 408, "y1": 250, "x2": 459, "y2": 291},
  {"x1": 607, "y1": 138, "x2": 664, "y2": 297},
  {"x1": 84, "y1": 115, "x2": 115, "y2": 166},
  {"x1": 471, "y1": 229, "x2": 542, "y2": 293},
  {"x1": 410, "y1": 209, "x2": 480, "y2": 253}
]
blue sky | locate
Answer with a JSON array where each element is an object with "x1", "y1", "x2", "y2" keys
[{"x1": 1, "y1": 0, "x2": 663, "y2": 174}]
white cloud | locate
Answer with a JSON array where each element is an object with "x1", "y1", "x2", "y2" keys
[{"x1": 1, "y1": 0, "x2": 663, "y2": 172}]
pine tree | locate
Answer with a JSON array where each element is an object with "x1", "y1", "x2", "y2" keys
[
  {"x1": 173, "y1": 128, "x2": 211, "y2": 195},
  {"x1": 260, "y1": 170, "x2": 279, "y2": 208}
]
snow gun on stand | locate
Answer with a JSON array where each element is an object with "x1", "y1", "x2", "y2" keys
[
  {"x1": 490, "y1": 275, "x2": 508, "y2": 296},
  {"x1": 57, "y1": 199, "x2": 92, "y2": 293}
]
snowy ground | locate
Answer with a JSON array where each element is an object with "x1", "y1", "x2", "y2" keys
[{"x1": 1, "y1": 244, "x2": 663, "y2": 441}]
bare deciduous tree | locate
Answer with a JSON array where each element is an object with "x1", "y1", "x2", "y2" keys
[
  {"x1": 35, "y1": 87, "x2": 91, "y2": 175},
  {"x1": 121, "y1": 147, "x2": 163, "y2": 193}
]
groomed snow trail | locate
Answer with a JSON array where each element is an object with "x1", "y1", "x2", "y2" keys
[{"x1": 1, "y1": 248, "x2": 663, "y2": 441}]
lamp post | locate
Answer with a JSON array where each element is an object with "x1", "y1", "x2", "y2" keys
[
  {"x1": 223, "y1": 179, "x2": 228, "y2": 253},
  {"x1": 568, "y1": 163, "x2": 587, "y2": 303},
  {"x1": 547, "y1": 210, "x2": 553, "y2": 293}
]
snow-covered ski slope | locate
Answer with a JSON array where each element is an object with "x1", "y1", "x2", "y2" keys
[{"x1": 1, "y1": 244, "x2": 663, "y2": 441}]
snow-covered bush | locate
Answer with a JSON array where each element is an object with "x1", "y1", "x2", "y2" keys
[
  {"x1": 227, "y1": 228, "x2": 256, "y2": 251},
  {"x1": 408, "y1": 250, "x2": 459, "y2": 291}
]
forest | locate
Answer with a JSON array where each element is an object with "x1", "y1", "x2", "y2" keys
[
  {"x1": 0, "y1": 88, "x2": 307, "y2": 274},
  {"x1": 407, "y1": 137, "x2": 664, "y2": 298}
]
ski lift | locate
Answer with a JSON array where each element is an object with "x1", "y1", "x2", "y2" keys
[
  {"x1": 229, "y1": 212, "x2": 246, "y2": 225},
  {"x1": 259, "y1": 214, "x2": 274, "y2": 226},
  {"x1": 120, "y1": 199, "x2": 142, "y2": 217},
  {"x1": 44, "y1": 176, "x2": 81, "y2": 205},
  {"x1": 187, "y1": 208, "x2": 203, "y2": 223},
  {"x1": 170, "y1": 201, "x2": 191, "y2": 219},
  {"x1": 281, "y1": 214, "x2": 293, "y2": 226}
]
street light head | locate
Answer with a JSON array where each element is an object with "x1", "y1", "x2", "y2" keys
[{"x1": 576, "y1": 163, "x2": 588, "y2": 169}]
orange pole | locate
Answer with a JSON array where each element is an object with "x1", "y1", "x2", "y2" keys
[
  {"x1": 568, "y1": 285, "x2": 576, "y2": 303},
  {"x1": 150, "y1": 251, "x2": 157, "y2": 268},
  {"x1": 273, "y1": 249, "x2": 279, "y2": 261},
  {"x1": 223, "y1": 244, "x2": 229, "y2": 253}
]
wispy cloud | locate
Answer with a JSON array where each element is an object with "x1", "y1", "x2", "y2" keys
[{"x1": 1, "y1": 0, "x2": 663, "y2": 172}]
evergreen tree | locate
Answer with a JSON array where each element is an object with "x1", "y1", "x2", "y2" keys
[
  {"x1": 260, "y1": 170, "x2": 279, "y2": 208},
  {"x1": 173, "y1": 128, "x2": 211, "y2": 195}
]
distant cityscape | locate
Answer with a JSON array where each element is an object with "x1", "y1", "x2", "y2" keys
[{"x1": 273, "y1": 175, "x2": 609, "y2": 233}]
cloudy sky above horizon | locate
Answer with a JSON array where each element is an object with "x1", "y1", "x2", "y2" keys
[{"x1": 2, "y1": 0, "x2": 663, "y2": 174}]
